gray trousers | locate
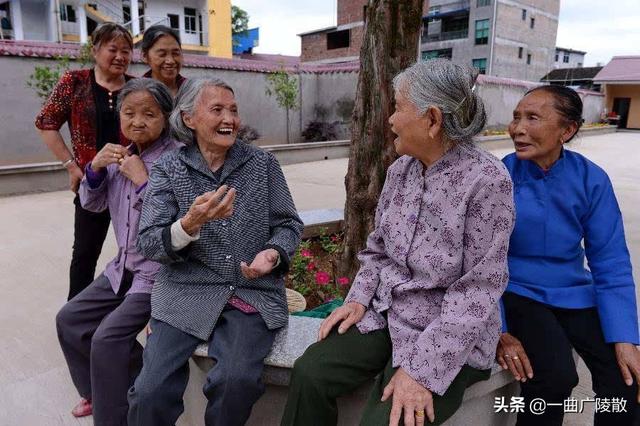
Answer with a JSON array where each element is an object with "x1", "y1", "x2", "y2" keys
[
  {"x1": 56, "y1": 274, "x2": 151, "y2": 426},
  {"x1": 127, "y1": 308, "x2": 276, "y2": 426}
]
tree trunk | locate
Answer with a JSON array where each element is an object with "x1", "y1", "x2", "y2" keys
[
  {"x1": 339, "y1": 0, "x2": 424, "y2": 279},
  {"x1": 286, "y1": 107, "x2": 290, "y2": 144}
]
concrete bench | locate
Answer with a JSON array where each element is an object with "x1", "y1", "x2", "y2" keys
[{"x1": 178, "y1": 316, "x2": 518, "y2": 426}]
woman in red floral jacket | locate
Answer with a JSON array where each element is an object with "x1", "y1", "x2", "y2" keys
[{"x1": 35, "y1": 23, "x2": 134, "y2": 302}]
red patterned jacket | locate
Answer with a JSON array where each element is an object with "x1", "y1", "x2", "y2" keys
[{"x1": 35, "y1": 69, "x2": 132, "y2": 170}]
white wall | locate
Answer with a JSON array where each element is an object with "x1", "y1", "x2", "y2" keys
[
  {"x1": 20, "y1": 0, "x2": 49, "y2": 41},
  {"x1": 144, "y1": 0, "x2": 206, "y2": 46}
]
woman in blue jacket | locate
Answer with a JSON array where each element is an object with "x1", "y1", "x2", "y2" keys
[{"x1": 497, "y1": 85, "x2": 640, "y2": 425}]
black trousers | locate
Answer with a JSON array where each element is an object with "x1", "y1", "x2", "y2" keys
[
  {"x1": 69, "y1": 194, "x2": 110, "y2": 300},
  {"x1": 503, "y1": 291, "x2": 638, "y2": 426},
  {"x1": 128, "y1": 309, "x2": 276, "y2": 426}
]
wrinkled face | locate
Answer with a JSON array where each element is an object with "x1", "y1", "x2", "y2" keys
[
  {"x1": 509, "y1": 90, "x2": 573, "y2": 168},
  {"x1": 184, "y1": 86, "x2": 240, "y2": 150},
  {"x1": 93, "y1": 37, "x2": 132, "y2": 76},
  {"x1": 119, "y1": 91, "x2": 166, "y2": 146},
  {"x1": 388, "y1": 88, "x2": 429, "y2": 158},
  {"x1": 144, "y1": 35, "x2": 183, "y2": 83}
]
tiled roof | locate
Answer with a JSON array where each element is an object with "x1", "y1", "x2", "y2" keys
[
  {"x1": 541, "y1": 66, "x2": 603, "y2": 82},
  {"x1": 0, "y1": 40, "x2": 358, "y2": 74},
  {"x1": 594, "y1": 56, "x2": 640, "y2": 82}
]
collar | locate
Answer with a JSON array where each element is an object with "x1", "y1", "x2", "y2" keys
[
  {"x1": 128, "y1": 135, "x2": 173, "y2": 163},
  {"x1": 142, "y1": 69, "x2": 187, "y2": 88},
  {"x1": 179, "y1": 140, "x2": 252, "y2": 181},
  {"x1": 420, "y1": 143, "x2": 467, "y2": 178},
  {"x1": 524, "y1": 148, "x2": 566, "y2": 180}
]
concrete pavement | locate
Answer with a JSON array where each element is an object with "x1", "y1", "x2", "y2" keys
[{"x1": 0, "y1": 131, "x2": 638, "y2": 425}]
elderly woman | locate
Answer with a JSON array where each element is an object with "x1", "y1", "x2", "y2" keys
[
  {"x1": 127, "y1": 78, "x2": 303, "y2": 426},
  {"x1": 35, "y1": 23, "x2": 134, "y2": 300},
  {"x1": 496, "y1": 85, "x2": 639, "y2": 425},
  {"x1": 141, "y1": 25, "x2": 186, "y2": 96},
  {"x1": 55, "y1": 79, "x2": 180, "y2": 424},
  {"x1": 281, "y1": 59, "x2": 515, "y2": 426}
]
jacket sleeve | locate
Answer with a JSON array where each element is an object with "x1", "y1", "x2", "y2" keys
[
  {"x1": 264, "y1": 154, "x2": 304, "y2": 275},
  {"x1": 35, "y1": 71, "x2": 74, "y2": 131},
  {"x1": 584, "y1": 173, "x2": 639, "y2": 344},
  {"x1": 402, "y1": 175, "x2": 514, "y2": 396},
  {"x1": 137, "y1": 161, "x2": 187, "y2": 264},
  {"x1": 344, "y1": 167, "x2": 396, "y2": 308}
]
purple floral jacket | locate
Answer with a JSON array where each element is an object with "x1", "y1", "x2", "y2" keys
[{"x1": 345, "y1": 144, "x2": 515, "y2": 396}]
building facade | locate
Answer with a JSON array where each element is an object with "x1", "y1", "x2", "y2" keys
[
  {"x1": 553, "y1": 46, "x2": 585, "y2": 69},
  {"x1": 300, "y1": 0, "x2": 560, "y2": 81},
  {"x1": 0, "y1": 0, "x2": 232, "y2": 58}
]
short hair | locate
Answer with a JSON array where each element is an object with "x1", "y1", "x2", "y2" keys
[
  {"x1": 392, "y1": 59, "x2": 486, "y2": 145},
  {"x1": 117, "y1": 79, "x2": 174, "y2": 135},
  {"x1": 524, "y1": 85, "x2": 584, "y2": 143},
  {"x1": 91, "y1": 22, "x2": 133, "y2": 50},
  {"x1": 141, "y1": 25, "x2": 181, "y2": 56},
  {"x1": 169, "y1": 78, "x2": 235, "y2": 145}
]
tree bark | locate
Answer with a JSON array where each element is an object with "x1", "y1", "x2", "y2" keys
[{"x1": 339, "y1": 0, "x2": 424, "y2": 279}]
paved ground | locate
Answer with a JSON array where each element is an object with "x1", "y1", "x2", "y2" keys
[{"x1": 0, "y1": 131, "x2": 638, "y2": 425}]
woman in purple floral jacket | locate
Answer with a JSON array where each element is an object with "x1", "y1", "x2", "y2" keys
[{"x1": 282, "y1": 60, "x2": 515, "y2": 426}]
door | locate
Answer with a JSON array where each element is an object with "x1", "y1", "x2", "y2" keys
[{"x1": 612, "y1": 97, "x2": 631, "y2": 129}]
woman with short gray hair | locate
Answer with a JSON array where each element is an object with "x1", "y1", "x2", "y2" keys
[
  {"x1": 56, "y1": 78, "x2": 181, "y2": 424},
  {"x1": 282, "y1": 59, "x2": 515, "y2": 426},
  {"x1": 128, "y1": 78, "x2": 303, "y2": 426}
]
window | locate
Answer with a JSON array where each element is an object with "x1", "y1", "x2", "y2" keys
[
  {"x1": 530, "y1": 17, "x2": 535, "y2": 29},
  {"x1": 518, "y1": 47, "x2": 523, "y2": 59},
  {"x1": 60, "y1": 4, "x2": 76, "y2": 23},
  {"x1": 472, "y1": 58, "x2": 487, "y2": 74},
  {"x1": 327, "y1": 30, "x2": 350, "y2": 50},
  {"x1": 168, "y1": 14, "x2": 179, "y2": 30},
  {"x1": 184, "y1": 7, "x2": 196, "y2": 34},
  {"x1": 522, "y1": 9, "x2": 527, "y2": 21},
  {"x1": 577, "y1": 62, "x2": 583, "y2": 67},
  {"x1": 555, "y1": 52, "x2": 559, "y2": 62},
  {"x1": 563, "y1": 53, "x2": 570, "y2": 63},
  {"x1": 475, "y1": 19, "x2": 489, "y2": 45},
  {"x1": 527, "y1": 53, "x2": 531, "y2": 65},
  {"x1": 422, "y1": 48, "x2": 453, "y2": 60},
  {"x1": 428, "y1": 6, "x2": 440, "y2": 16},
  {"x1": 477, "y1": 0, "x2": 491, "y2": 6}
]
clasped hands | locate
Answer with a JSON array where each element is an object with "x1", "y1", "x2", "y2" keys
[
  {"x1": 319, "y1": 302, "x2": 436, "y2": 425},
  {"x1": 91, "y1": 143, "x2": 148, "y2": 186},
  {"x1": 180, "y1": 184, "x2": 279, "y2": 279}
]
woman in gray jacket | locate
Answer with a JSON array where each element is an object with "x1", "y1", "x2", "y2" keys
[{"x1": 128, "y1": 78, "x2": 303, "y2": 426}]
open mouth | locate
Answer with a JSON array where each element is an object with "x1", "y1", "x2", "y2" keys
[{"x1": 216, "y1": 127, "x2": 234, "y2": 136}]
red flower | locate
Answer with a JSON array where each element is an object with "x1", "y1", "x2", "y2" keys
[
  {"x1": 315, "y1": 271, "x2": 330, "y2": 285},
  {"x1": 300, "y1": 249, "x2": 312, "y2": 258},
  {"x1": 337, "y1": 276, "x2": 350, "y2": 286},
  {"x1": 306, "y1": 262, "x2": 316, "y2": 271},
  {"x1": 330, "y1": 235, "x2": 338, "y2": 242}
]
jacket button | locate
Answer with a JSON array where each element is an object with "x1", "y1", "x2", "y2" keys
[
  {"x1": 229, "y1": 285, "x2": 235, "y2": 291},
  {"x1": 225, "y1": 255, "x2": 231, "y2": 260}
]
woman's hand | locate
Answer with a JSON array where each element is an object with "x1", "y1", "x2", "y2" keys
[
  {"x1": 180, "y1": 185, "x2": 236, "y2": 236},
  {"x1": 240, "y1": 249, "x2": 279, "y2": 279},
  {"x1": 118, "y1": 154, "x2": 148, "y2": 186},
  {"x1": 496, "y1": 332, "x2": 534, "y2": 382},
  {"x1": 318, "y1": 302, "x2": 366, "y2": 341},
  {"x1": 615, "y1": 343, "x2": 640, "y2": 402},
  {"x1": 66, "y1": 162, "x2": 84, "y2": 193},
  {"x1": 382, "y1": 368, "x2": 435, "y2": 425},
  {"x1": 91, "y1": 143, "x2": 129, "y2": 171}
]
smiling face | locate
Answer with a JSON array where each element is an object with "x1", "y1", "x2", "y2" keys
[
  {"x1": 388, "y1": 88, "x2": 431, "y2": 158},
  {"x1": 183, "y1": 86, "x2": 240, "y2": 151},
  {"x1": 93, "y1": 36, "x2": 132, "y2": 77},
  {"x1": 119, "y1": 91, "x2": 166, "y2": 147},
  {"x1": 509, "y1": 90, "x2": 577, "y2": 170},
  {"x1": 144, "y1": 35, "x2": 183, "y2": 85}
]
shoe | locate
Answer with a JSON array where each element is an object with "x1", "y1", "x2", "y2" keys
[{"x1": 71, "y1": 398, "x2": 92, "y2": 417}]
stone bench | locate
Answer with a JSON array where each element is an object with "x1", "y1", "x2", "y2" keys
[{"x1": 178, "y1": 316, "x2": 518, "y2": 426}]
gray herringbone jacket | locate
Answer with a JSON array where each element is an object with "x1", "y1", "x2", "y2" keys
[{"x1": 137, "y1": 140, "x2": 303, "y2": 340}]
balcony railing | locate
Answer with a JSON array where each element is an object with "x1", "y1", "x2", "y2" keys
[{"x1": 424, "y1": 29, "x2": 469, "y2": 42}]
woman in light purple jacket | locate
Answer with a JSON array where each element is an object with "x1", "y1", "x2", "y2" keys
[
  {"x1": 282, "y1": 60, "x2": 515, "y2": 426},
  {"x1": 55, "y1": 79, "x2": 180, "y2": 426}
]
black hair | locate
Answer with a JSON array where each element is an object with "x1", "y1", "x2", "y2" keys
[
  {"x1": 525, "y1": 85, "x2": 583, "y2": 143},
  {"x1": 141, "y1": 25, "x2": 181, "y2": 56}
]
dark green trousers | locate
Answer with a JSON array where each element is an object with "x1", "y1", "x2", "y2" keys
[{"x1": 281, "y1": 326, "x2": 490, "y2": 426}]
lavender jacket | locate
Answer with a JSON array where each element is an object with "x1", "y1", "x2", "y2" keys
[
  {"x1": 345, "y1": 144, "x2": 515, "y2": 396},
  {"x1": 79, "y1": 136, "x2": 182, "y2": 295}
]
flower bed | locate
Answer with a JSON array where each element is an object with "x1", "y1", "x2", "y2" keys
[{"x1": 285, "y1": 229, "x2": 349, "y2": 310}]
